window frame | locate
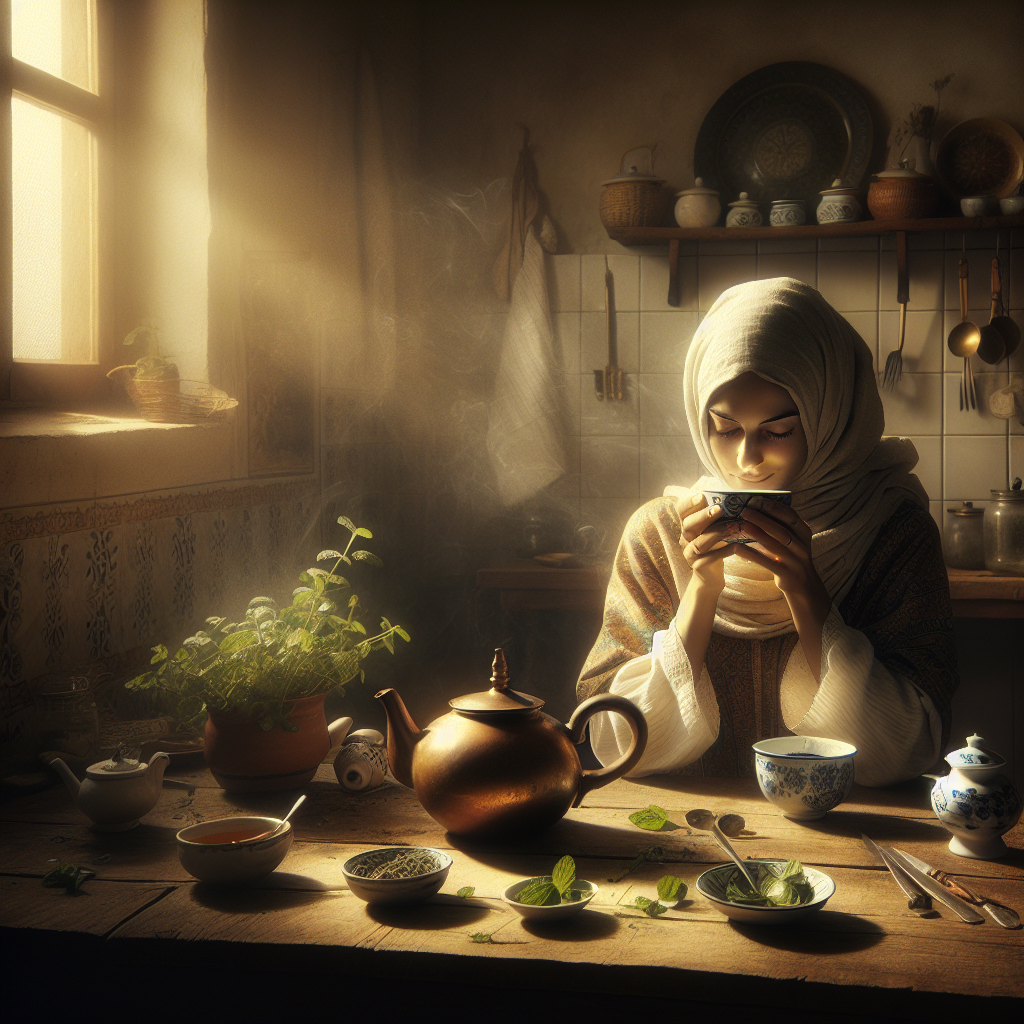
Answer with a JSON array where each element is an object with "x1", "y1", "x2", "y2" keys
[{"x1": 2, "y1": 0, "x2": 113, "y2": 405}]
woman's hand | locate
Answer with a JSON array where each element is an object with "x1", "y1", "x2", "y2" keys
[{"x1": 679, "y1": 493, "x2": 745, "y2": 593}]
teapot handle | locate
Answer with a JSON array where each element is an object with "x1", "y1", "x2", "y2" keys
[{"x1": 566, "y1": 694, "x2": 648, "y2": 806}]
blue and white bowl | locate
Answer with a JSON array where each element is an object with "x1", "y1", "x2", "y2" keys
[
  {"x1": 696, "y1": 859, "x2": 835, "y2": 924},
  {"x1": 753, "y1": 736, "x2": 857, "y2": 820}
]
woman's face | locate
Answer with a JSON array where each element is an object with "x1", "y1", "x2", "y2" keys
[{"x1": 707, "y1": 372, "x2": 808, "y2": 491}]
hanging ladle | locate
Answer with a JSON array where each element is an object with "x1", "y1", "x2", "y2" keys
[
  {"x1": 947, "y1": 240, "x2": 981, "y2": 411},
  {"x1": 685, "y1": 808, "x2": 758, "y2": 892},
  {"x1": 990, "y1": 235, "x2": 1020, "y2": 359}
]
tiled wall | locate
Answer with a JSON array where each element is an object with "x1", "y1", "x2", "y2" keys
[{"x1": 544, "y1": 229, "x2": 1024, "y2": 549}]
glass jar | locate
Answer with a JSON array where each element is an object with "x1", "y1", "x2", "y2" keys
[
  {"x1": 984, "y1": 480, "x2": 1024, "y2": 576},
  {"x1": 944, "y1": 502, "x2": 986, "y2": 569}
]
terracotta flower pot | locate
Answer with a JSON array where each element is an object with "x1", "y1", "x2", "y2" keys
[{"x1": 204, "y1": 694, "x2": 351, "y2": 793}]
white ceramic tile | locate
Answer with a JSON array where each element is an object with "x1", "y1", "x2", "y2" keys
[
  {"x1": 640, "y1": 435, "x2": 702, "y2": 501},
  {"x1": 943, "y1": 372, "x2": 1010, "y2": 434},
  {"x1": 578, "y1": 497, "x2": 642, "y2": 555},
  {"x1": 756, "y1": 252, "x2": 816, "y2": 288},
  {"x1": 561, "y1": 371, "x2": 582, "y2": 435},
  {"x1": 944, "y1": 229, "x2": 999, "y2": 251},
  {"x1": 579, "y1": 375, "x2": 639, "y2": 437},
  {"x1": 639, "y1": 374, "x2": 687, "y2": 435},
  {"x1": 877, "y1": 309, "x2": 945, "y2": 373},
  {"x1": 944, "y1": 435, "x2": 1008, "y2": 499},
  {"x1": 1009, "y1": 311, "x2": 1023, "y2": 373},
  {"x1": 640, "y1": 255, "x2": 697, "y2": 312},
  {"x1": 817, "y1": 250, "x2": 879, "y2": 311},
  {"x1": 1009, "y1": 372, "x2": 1024, "y2": 435},
  {"x1": 580, "y1": 435, "x2": 640, "y2": 498},
  {"x1": 818, "y1": 235, "x2": 878, "y2": 252},
  {"x1": 552, "y1": 311, "x2": 581, "y2": 375},
  {"x1": 906, "y1": 435, "x2": 942, "y2": 499},
  {"x1": 698, "y1": 239, "x2": 756, "y2": 256},
  {"x1": 757, "y1": 238, "x2": 817, "y2": 254},
  {"x1": 880, "y1": 372, "x2": 942, "y2": 436},
  {"x1": 1009, "y1": 245, "x2": 1024, "y2": 310},
  {"x1": 880, "y1": 249, "x2": 944, "y2": 312},
  {"x1": 581, "y1": 310, "x2": 638, "y2": 374},
  {"x1": 697, "y1": 254, "x2": 757, "y2": 312},
  {"x1": 880, "y1": 231, "x2": 944, "y2": 251},
  {"x1": 639, "y1": 311, "x2": 699, "y2": 373},
  {"x1": 841, "y1": 312, "x2": 878, "y2": 368},
  {"x1": 1011, "y1": 435, "x2": 1024, "y2": 483},
  {"x1": 582, "y1": 254, "x2": 639, "y2": 311},
  {"x1": 943, "y1": 251, "x2": 992, "y2": 311},
  {"x1": 548, "y1": 255, "x2": 581, "y2": 312}
]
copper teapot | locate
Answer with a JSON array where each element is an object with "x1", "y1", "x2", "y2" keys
[{"x1": 375, "y1": 649, "x2": 647, "y2": 839}]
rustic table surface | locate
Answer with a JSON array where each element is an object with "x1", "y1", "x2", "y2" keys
[{"x1": 2, "y1": 761, "x2": 1021, "y2": 1020}]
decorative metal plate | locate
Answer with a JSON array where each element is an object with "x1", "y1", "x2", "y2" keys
[
  {"x1": 935, "y1": 118, "x2": 1024, "y2": 199},
  {"x1": 694, "y1": 62, "x2": 872, "y2": 213}
]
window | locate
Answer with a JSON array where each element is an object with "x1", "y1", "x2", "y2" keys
[{"x1": 3, "y1": 0, "x2": 108, "y2": 402}]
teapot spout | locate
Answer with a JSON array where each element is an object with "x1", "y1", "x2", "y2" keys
[
  {"x1": 374, "y1": 688, "x2": 420, "y2": 789},
  {"x1": 47, "y1": 757, "x2": 81, "y2": 799}
]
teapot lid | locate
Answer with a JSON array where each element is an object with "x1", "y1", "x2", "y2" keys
[
  {"x1": 85, "y1": 756, "x2": 151, "y2": 780},
  {"x1": 449, "y1": 649, "x2": 545, "y2": 713},
  {"x1": 944, "y1": 734, "x2": 1005, "y2": 769},
  {"x1": 675, "y1": 177, "x2": 719, "y2": 197}
]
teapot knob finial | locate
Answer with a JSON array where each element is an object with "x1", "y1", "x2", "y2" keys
[
  {"x1": 967, "y1": 734, "x2": 985, "y2": 748},
  {"x1": 490, "y1": 648, "x2": 510, "y2": 692}
]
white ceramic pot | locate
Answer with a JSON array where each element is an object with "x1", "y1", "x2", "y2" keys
[
  {"x1": 769, "y1": 199, "x2": 806, "y2": 227},
  {"x1": 674, "y1": 177, "x2": 721, "y2": 228},
  {"x1": 998, "y1": 195, "x2": 1024, "y2": 215},
  {"x1": 961, "y1": 196, "x2": 998, "y2": 217},
  {"x1": 929, "y1": 734, "x2": 1022, "y2": 859},
  {"x1": 726, "y1": 192, "x2": 762, "y2": 227},
  {"x1": 753, "y1": 736, "x2": 857, "y2": 820},
  {"x1": 816, "y1": 179, "x2": 862, "y2": 224}
]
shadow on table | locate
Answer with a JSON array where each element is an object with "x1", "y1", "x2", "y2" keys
[
  {"x1": 520, "y1": 910, "x2": 621, "y2": 941},
  {"x1": 730, "y1": 911, "x2": 885, "y2": 953},
  {"x1": 191, "y1": 875, "x2": 342, "y2": 912},
  {"x1": 367, "y1": 900, "x2": 492, "y2": 929}
]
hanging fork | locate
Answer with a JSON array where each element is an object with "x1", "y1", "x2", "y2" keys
[{"x1": 882, "y1": 232, "x2": 908, "y2": 391}]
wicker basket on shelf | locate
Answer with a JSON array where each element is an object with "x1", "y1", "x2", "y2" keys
[
  {"x1": 599, "y1": 176, "x2": 671, "y2": 229},
  {"x1": 107, "y1": 365, "x2": 238, "y2": 424},
  {"x1": 866, "y1": 171, "x2": 940, "y2": 220}
]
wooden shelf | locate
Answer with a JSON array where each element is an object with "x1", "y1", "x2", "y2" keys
[{"x1": 605, "y1": 214, "x2": 1024, "y2": 306}]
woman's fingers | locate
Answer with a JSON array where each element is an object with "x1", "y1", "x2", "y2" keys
[
  {"x1": 681, "y1": 499, "x2": 724, "y2": 542},
  {"x1": 740, "y1": 501, "x2": 810, "y2": 551}
]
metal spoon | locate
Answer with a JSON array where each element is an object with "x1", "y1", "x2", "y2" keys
[
  {"x1": 247, "y1": 794, "x2": 307, "y2": 842},
  {"x1": 685, "y1": 808, "x2": 758, "y2": 892},
  {"x1": 947, "y1": 245, "x2": 981, "y2": 410}
]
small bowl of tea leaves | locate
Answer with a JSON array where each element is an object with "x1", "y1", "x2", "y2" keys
[
  {"x1": 503, "y1": 856, "x2": 598, "y2": 922},
  {"x1": 695, "y1": 859, "x2": 835, "y2": 925},
  {"x1": 342, "y1": 846, "x2": 453, "y2": 905}
]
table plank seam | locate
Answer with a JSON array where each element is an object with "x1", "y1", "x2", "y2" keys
[{"x1": 100, "y1": 884, "x2": 178, "y2": 941}]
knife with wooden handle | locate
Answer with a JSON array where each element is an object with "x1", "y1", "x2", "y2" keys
[
  {"x1": 894, "y1": 849, "x2": 1021, "y2": 930},
  {"x1": 886, "y1": 849, "x2": 985, "y2": 924},
  {"x1": 860, "y1": 834, "x2": 932, "y2": 914}
]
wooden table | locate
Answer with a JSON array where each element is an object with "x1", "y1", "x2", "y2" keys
[
  {"x1": 478, "y1": 560, "x2": 1024, "y2": 617},
  {"x1": 2, "y1": 764, "x2": 1021, "y2": 1020}
]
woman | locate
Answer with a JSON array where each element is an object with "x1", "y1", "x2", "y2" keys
[{"x1": 578, "y1": 278, "x2": 957, "y2": 785}]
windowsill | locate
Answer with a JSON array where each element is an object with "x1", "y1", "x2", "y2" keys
[{"x1": 0, "y1": 402, "x2": 243, "y2": 510}]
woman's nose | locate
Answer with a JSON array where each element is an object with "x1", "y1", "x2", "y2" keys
[{"x1": 738, "y1": 435, "x2": 763, "y2": 470}]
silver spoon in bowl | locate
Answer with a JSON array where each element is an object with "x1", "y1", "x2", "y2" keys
[
  {"x1": 685, "y1": 808, "x2": 758, "y2": 892},
  {"x1": 246, "y1": 793, "x2": 307, "y2": 842}
]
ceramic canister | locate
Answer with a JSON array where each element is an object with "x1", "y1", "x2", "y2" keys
[
  {"x1": 816, "y1": 179, "x2": 862, "y2": 224},
  {"x1": 769, "y1": 199, "x2": 806, "y2": 227},
  {"x1": 674, "y1": 177, "x2": 721, "y2": 228},
  {"x1": 726, "y1": 192, "x2": 762, "y2": 227}
]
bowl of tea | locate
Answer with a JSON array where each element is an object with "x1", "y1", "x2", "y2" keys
[
  {"x1": 176, "y1": 815, "x2": 293, "y2": 884},
  {"x1": 701, "y1": 488, "x2": 792, "y2": 543},
  {"x1": 752, "y1": 736, "x2": 857, "y2": 820}
]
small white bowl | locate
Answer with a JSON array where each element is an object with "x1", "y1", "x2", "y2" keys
[
  {"x1": 342, "y1": 846, "x2": 452, "y2": 905},
  {"x1": 176, "y1": 816, "x2": 292, "y2": 884},
  {"x1": 753, "y1": 736, "x2": 857, "y2": 819},
  {"x1": 696, "y1": 859, "x2": 835, "y2": 924},
  {"x1": 960, "y1": 195, "x2": 997, "y2": 217},
  {"x1": 999, "y1": 196, "x2": 1024, "y2": 216},
  {"x1": 502, "y1": 878, "x2": 598, "y2": 922}
]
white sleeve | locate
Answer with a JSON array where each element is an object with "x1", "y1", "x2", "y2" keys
[
  {"x1": 588, "y1": 619, "x2": 720, "y2": 777},
  {"x1": 781, "y1": 605, "x2": 942, "y2": 787}
]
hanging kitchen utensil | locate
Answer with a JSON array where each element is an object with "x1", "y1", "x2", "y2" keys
[
  {"x1": 946, "y1": 240, "x2": 981, "y2": 410},
  {"x1": 990, "y1": 235, "x2": 1021, "y2": 359},
  {"x1": 594, "y1": 257, "x2": 624, "y2": 401},
  {"x1": 882, "y1": 232, "x2": 909, "y2": 390},
  {"x1": 978, "y1": 254, "x2": 1007, "y2": 364}
]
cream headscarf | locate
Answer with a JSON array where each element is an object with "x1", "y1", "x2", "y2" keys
[{"x1": 669, "y1": 277, "x2": 928, "y2": 638}]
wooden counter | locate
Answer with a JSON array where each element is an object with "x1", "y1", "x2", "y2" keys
[
  {"x1": 478, "y1": 560, "x2": 1024, "y2": 618},
  {"x1": 2, "y1": 766, "x2": 1021, "y2": 1019}
]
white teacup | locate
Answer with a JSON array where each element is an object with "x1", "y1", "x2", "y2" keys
[{"x1": 753, "y1": 736, "x2": 857, "y2": 820}]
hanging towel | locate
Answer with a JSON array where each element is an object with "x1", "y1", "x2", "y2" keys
[{"x1": 486, "y1": 224, "x2": 568, "y2": 507}]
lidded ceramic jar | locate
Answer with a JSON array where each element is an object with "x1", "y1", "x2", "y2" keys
[
  {"x1": 943, "y1": 501, "x2": 986, "y2": 570},
  {"x1": 674, "y1": 177, "x2": 721, "y2": 228},
  {"x1": 984, "y1": 478, "x2": 1024, "y2": 576},
  {"x1": 816, "y1": 179, "x2": 862, "y2": 224},
  {"x1": 726, "y1": 192, "x2": 762, "y2": 227},
  {"x1": 769, "y1": 199, "x2": 806, "y2": 227},
  {"x1": 929, "y1": 734, "x2": 1022, "y2": 859}
]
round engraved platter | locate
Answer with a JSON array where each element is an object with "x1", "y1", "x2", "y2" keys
[
  {"x1": 694, "y1": 62, "x2": 872, "y2": 215},
  {"x1": 934, "y1": 118, "x2": 1024, "y2": 200}
]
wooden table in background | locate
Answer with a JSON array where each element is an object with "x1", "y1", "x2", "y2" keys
[
  {"x1": 2, "y1": 765, "x2": 1021, "y2": 1020},
  {"x1": 478, "y1": 560, "x2": 1024, "y2": 618}
]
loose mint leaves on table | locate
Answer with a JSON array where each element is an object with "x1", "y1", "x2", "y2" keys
[
  {"x1": 628, "y1": 805, "x2": 682, "y2": 831},
  {"x1": 514, "y1": 855, "x2": 590, "y2": 906},
  {"x1": 633, "y1": 874, "x2": 687, "y2": 917}
]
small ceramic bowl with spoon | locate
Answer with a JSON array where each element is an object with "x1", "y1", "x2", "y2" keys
[
  {"x1": 695, "y1": 858, "x2": 836, "y2": 925},
  {"x1": 175, "y1": 794, "x2": 305, "y2": 884}
]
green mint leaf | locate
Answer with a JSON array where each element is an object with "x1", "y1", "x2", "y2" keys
[
  {"x1": 760, "y1": 875, "x2": 801, "y2": 906},
  {"x1": 316, "y1": 549, "x2": 343, "y2": 562},
  {"x1": 469, "y1": 932, "x2": 494, "y2": 943},
  {"x1": 456, "y1": 886, "x2": 475, "y2": 898},
  {"x1": 628, "y1": 805, "x2": 680, "y2": 831},
  {"x1": 551, "y1": 855, "x2": 575, "y2": 895},
  {"x1": 336, "y1": 515, "x2": 356, "y2": 532},
  {"x1": 779, "y1": 860, "x2": 805, "y2": 882},
  {"x1": 514, "y1": 879, "x2": 560, "y2": 906},
  {"x1": 633, "y1": 895, "x2": 669, "y2": 917},
  {"x1": 656, "y1": 875, "x2": 685, "y2": 902}
]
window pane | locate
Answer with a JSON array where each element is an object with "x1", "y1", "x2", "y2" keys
[
  {"x1": 12, "y1": 96, "x2": 96, "y2": 363},
  {"x1": 11, "y1": 0, "x2": 96, "y2": 93}
]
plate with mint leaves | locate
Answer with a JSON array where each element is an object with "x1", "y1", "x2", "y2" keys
[
  {"x1": 695, "y1": 858, "x2": 835, "y2": 924},
  {"x1": 503, "y1": 855, "x2": 598, "y2": 922}
]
